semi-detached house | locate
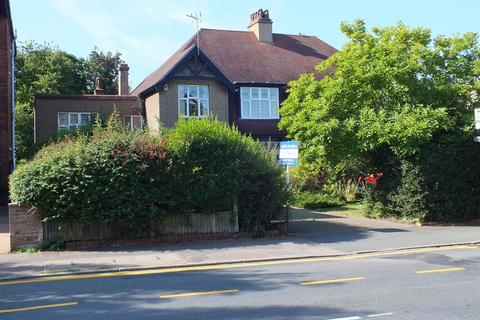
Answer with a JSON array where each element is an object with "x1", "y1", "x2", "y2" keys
[{"x1": 35, "y1": 9, "x2": 337, "y2": 147}]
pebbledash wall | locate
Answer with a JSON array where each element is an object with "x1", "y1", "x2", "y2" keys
[{"x1": 8, "y1": 203, "x2": 239, "y2": 251}]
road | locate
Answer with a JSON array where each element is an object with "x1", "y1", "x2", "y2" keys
[{"x1": 0, "y1": 245, "x2": 478, "y2": 319}]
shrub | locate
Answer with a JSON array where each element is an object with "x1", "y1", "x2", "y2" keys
[
  {"x1": 419, "y1": 132, "x2": 480, "y2": 222},
  {"x1": 10, "y1": 117, "x2": 286, "y2": 236},
  {"x1": 10, "y1": 123, "x2": 170, "y2": 236},
  {"x1": 293, "y1": 191, "x2": 345, "y2": 209},
  {"x1": 167, "y1": 118, "x2": 286, "y2": 232},
  {"x1": 364, "y1": 131, "x2": 480, "y2": 222}
]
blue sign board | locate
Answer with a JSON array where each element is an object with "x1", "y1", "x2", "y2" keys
[
  {"x1": 279, "y1": 158, "x2": 298, "y2": 166},
  {"x1": 279, "y1": 140, "x2": 299, "y2": 167}
]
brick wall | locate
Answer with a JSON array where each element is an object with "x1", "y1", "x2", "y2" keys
[
  {"x1": 9, "y1": 203, "x2": 43, "y2": 250},
  {"x1": 0, "y1": 17, "x2": 13, "y2": 203}
]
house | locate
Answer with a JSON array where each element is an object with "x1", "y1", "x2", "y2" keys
[
  {"x1": 34, "y1": 65, "x2": 143, "y2": 142},
  {"x1": 133, "y1": 9, "x2": 336, "y2": 145},
  {"x1": 34, "y1": 9, "x2": 336, "y2": 147},
  {"x1": 0, "y1": 0, "x2": 15, "y2": 203}
]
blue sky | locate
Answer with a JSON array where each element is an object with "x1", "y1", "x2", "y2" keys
[{"x1": 10, "y1": 0, "x2": 480, "y2": 89}]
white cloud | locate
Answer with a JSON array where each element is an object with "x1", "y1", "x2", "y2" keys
[{"x1": 47, "y1": 0, "x2": 195, "y2": 85}]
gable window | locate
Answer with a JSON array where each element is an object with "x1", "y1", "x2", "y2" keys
[
  {"x1": 240, "y1": 87, "x2": 279, "y2": 119},
  {"x1": 124, "y1": 115, "x2": 143, "y2": 131},
  {"x1": 178, "y1": 85, "x2": 209, "y2": 118},
  {"x1": 58, "y1": 112, "x2": 91, "y2": 131}
]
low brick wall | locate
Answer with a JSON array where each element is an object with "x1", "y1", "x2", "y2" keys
[
  {"x1": 9, "y1": 204, "x2": 240, "y2": 251},
  {"x1": 9, "y1": 203, "x2": 43, "y2": 251}
]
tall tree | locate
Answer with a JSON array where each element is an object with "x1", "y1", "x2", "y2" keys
[
  {"x1": 85, "y1": 47, "x2": 123, "y2": 94},
  {"x1": 279, "y1": 20, "x2": 480, "y2": 178}
]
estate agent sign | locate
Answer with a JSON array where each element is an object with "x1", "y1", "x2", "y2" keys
[{"x1": 279, "y1": 141, "x2": 299, "y2": 166}]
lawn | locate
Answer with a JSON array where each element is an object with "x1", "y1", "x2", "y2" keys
[{"x1": 310, "y1": 201, "x2": 365, "y2": 218}]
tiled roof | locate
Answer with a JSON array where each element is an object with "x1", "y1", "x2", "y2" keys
[{"x1": 131, "y1": 28, "x2": 337, "y2": 96}]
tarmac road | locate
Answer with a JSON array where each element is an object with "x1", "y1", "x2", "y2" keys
[{"x1": 0, "y1": 245, "x2": 479, "y2": 320}]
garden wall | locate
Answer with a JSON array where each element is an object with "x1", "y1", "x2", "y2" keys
[
  {"x1": 9, "y1": 203, "x2": 43, "y2": 250},
  {"x1": 9, "y1": 204, "x2": 239, "y2": 251}
]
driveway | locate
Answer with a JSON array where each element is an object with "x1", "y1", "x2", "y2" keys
[{"x1": 0, "y1": 206, "x2": 9, "y2": 253}]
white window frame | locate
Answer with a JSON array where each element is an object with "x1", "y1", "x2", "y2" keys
[
  {"x1": 240, "y1": 87, "x2": 280, "y2": 119},
  {"x1": 124, "y1": 115, "x2": 143, "y2": 131},
  {"x1": 57, "y1": 112, "x2": 91, "y2": 131},
  {"x1": 178, "y1": 85, "x2": 209, "y2": 118}
]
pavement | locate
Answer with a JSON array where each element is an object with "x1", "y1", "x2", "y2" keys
[
  {"x1": 0, "y1": 207, "x2": 479, "y2": 280},
  {"x1": 1, "y1": 245, "x2": 479, "y2": 319},
  {"x1": 0, "y1": 206, "x2": 9, "y2": 254}
]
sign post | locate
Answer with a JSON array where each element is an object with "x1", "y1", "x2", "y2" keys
[
  {"x1": 475, "y1": 108, "x2": 480, "y2": 142},
  {"x1": 279, "y1": 141, "x2": 299, "y2": 233},
  {"x1": 475, "y1": 108, "x2": 480, "y2": 130}
]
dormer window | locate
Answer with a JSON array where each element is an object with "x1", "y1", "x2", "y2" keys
[
  {"x1": 240, "y1": 87, "x2": 279, "y2": 119},
  {"x1": 178, "y1": 85, "x2": 209, "y2": 118}
]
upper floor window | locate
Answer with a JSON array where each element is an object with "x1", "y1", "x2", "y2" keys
[
  {"x1": 58, "y1": 112, "x2": 91, "y2": 131},
  {"x1": 124, "y1": 115, "x2": 143, "y2": 131},
  {"x1": 178, "y1": 85, "x2": 209, "y2": 118},
  {"x1": 240, "y1": 87, "x2": 279, "y2": 119}
]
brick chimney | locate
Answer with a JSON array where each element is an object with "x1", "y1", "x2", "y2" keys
[
  {"x1": 118, "y1": 63, "x2": 129, "y2": 95},
  {"x1": 248, "y1": 9, "x2": 273, "y2": 44}
]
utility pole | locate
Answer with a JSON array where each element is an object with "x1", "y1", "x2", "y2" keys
[{"x1": 186, "y1": 12, "x2": 202, "y2": 55}]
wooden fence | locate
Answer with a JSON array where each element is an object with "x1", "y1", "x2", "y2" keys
[{"x1": 43, "y1": 211, "x2": 239, "y2": 242}]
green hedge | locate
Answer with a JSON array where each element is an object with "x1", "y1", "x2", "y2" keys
[
  {"x1": 10, "y1": 118, "x2": 286, "y2": 235},
  {"x1": 368, "y1": 131, "x2": 480, "y2": 222},
  {"x1": 167, "y1": 119, "x2": 287, "y2": 234}
]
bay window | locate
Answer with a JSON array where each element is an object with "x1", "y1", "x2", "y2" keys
[
  {"x1": 240, "y1": 87, "x2": 279, "y2": 119},
  {"x1": 178, "y1": 85, "x2": 209, "y2": 118}
]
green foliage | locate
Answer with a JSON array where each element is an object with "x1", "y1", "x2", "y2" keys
[
  {"x1": 279, "y1": 20, "x2": 480, "y2": 222},
  {"x1": 10, "y1": 115, "x2": 169, "y2": 236},
  {"x1": 293, "y1": 191, "x2": 345, "y2": 210},
  {"x1": 14, "y1": 41, "x2": 124, "y2": 160},
  {"x1": 10, "y1": 118, "x2": 285, "y2": 235},
  {"x1": 418, "y1": 131, "x2": 480, "y2": 222},
  {"x1": 167, "y1": 118, "x2": 287, "y2": 232},
  {"x1": 387, "y1": 160, "x2": 428, "y2": 222},
  {"x1": 38, "y1": 237, "x2": 65, "y2": 251},
  {"x1": 85, "y1": 47, "x2": 123, "y2": 94},
  {"x1": 280, "y1": 20, "x2": 479, "y2": 175}
]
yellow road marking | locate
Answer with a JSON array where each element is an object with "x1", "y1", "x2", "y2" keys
[
  {"x1": 300, "y1": 277, "x2": 365, "y2": 286},
  {"x1": 0, "y1": 302, "x2": 78, "y2": 314},
  {"x1": 416, "y1": 267, "x2": 465, "y2": 274},
  {"x1": 160, "y1": 289, "x2": 239, "y2": 299},
  {"x1": 0, "y1": 245, "x2": 476, "y2": 286}
]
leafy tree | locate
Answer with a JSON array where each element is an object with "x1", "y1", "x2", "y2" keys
[
  {"x1": 84, "y1": 47, "x2": 123, "y2": 94},
  {"x1": 280, "y1": 20, "x2": 480, "y2": 179}
]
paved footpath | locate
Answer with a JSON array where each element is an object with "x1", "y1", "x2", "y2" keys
[
  {"x1": 0, "y1": 206, "x2": 9, "y2": 254},
  {"x1": 0, "y1": 208, "x2": 478, "y2": 280}
]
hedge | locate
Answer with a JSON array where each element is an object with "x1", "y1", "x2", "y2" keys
[{"x1": 10, "y1": 118, "x2": 286, "y2": 236}]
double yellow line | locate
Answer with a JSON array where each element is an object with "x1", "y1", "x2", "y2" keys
[{"x1": 0, "y1": 245, "x2": 475, "y2": 287}]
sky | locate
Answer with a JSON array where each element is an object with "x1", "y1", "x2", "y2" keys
[{"x1": 10, "y1": 0, "x2": 480, "y2": 90}]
